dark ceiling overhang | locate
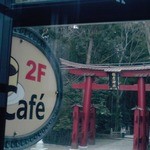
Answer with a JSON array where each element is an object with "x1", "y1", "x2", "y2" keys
[{"x1": 1, "y1": 0, "x2": 150, "y2": 27}]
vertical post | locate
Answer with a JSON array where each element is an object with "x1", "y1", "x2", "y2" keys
[
  {"x1": 80, "y1": 76, "x2": 93, "y2": 148},
  {"x1": 133, "y1": 109, "x2": 140, "y2": 150},
  {"x1": 89, "y1": 105, "x2": 96, "y2": 145},
  {"x1": 71, "y1": 105, "x2": 81, "y2": 150},
  {"x1": 138, "y1": 77, "x2": 147, "y2": 150},
  {"x1": 145, "y1": 111, "x2": 149, "y2": 147},
  {"x1": 0, "y1": 1, "x2": 13, "y2": 149}
]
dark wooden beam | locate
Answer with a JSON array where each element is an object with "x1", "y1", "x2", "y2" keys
[
  {"x1": 0, "y1": 1, "x2": 13, "y2": 149},
  {"x1": 11, "y1": 0, "x2": 150, "y2": 27}
]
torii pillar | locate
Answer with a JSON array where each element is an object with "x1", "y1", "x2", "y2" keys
[
  {"x1": 80, "y1": 75, "x2": 93, "y2": 148},
  {"x1": 71, "y1": 104, "x2": 82, "y2": 149},
  {"x1": 133, "y1": 77, "x2": 148, "y2": 150}
]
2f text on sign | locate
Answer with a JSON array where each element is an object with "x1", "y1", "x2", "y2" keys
[{"x1": 25, "y1": 60, "x2": 47, "y2": 82}]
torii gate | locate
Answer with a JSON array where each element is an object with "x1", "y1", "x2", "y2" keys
[{"x1": 61, "y1": 59, "x2": 150, "y2": 150}]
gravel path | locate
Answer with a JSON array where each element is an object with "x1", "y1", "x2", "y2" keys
[{"x1": 25, "y1": 137, "x2": 133, "y2": 150}]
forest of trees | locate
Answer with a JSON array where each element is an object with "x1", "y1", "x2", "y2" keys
[{"x1": 33, "y1": 21, "x2": 150, "y2": 143}]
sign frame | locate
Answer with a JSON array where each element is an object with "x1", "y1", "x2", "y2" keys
[{"x1": 4, "y1": 27, "x2": 63, "y2": 150}]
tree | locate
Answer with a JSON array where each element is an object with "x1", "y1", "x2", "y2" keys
[
  {"x1": 36, "y1": 21, "x2": 150, "y2": 137},
  {"x1": 143, "y1": 21, "x2": 150, "y2": 58}
]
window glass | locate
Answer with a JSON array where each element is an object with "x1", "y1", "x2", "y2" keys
[
  {"x1": 4, "y1": 0, "x2": 150, "y2": 149},
  {"x1": 15, "y1": 0, "x2": 75, "y2": 3},
  {"x1": 28, "y1": 21, "x2": 150, "y2": 149},
  {"x1": 15, "y1": 0, "x2": 51, "y2": 3}
]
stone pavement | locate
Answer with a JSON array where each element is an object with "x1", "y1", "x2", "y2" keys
[
  {"x1": 87, "y1": 138, "x2": 133, "y2": 150},
  {"x1": 25, "y1": 136, "x2": 133, "y2": 150}
]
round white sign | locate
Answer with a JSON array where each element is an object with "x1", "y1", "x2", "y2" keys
[{"x1": 5, "y1": 28, "x2": 62, "y2": 150}]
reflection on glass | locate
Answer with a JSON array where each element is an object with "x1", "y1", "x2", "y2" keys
[
  {"x1": 4, "y1": 19, "x2": 150, "y2": 149},
  {"x1": 15, "y1": 0, "x2": 48, "y2": 3},
  {"x1": 15, "y1": 0, "x2": 74, "y2": 3},
  {"x1": 34, "y1": 21, "x2": 150, "y2": 150}
]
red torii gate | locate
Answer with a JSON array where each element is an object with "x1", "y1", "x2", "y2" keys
[{"x1": 61, "y1": 59, "x2": 150, "y2": 150}]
